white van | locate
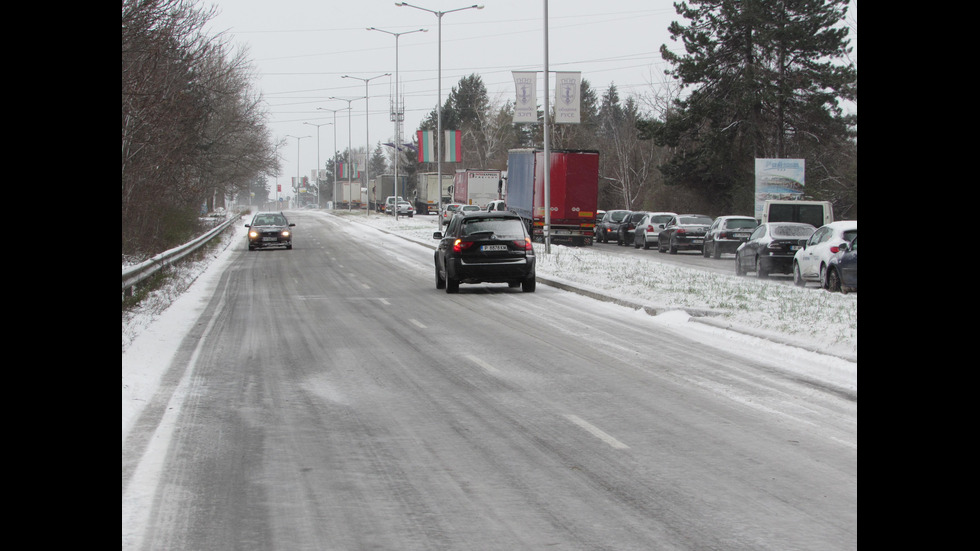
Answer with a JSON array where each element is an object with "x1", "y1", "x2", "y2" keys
[{"x1": 761, "y1": 200, "x2": 833, "y2": 228}]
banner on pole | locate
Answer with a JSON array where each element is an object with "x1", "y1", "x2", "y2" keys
[
  {"x1": 555, "y1": 72, "x2": 581, "y2": 124},
  {"x1": 512, "y1": 71, "x2": 537, "y2": 123}
]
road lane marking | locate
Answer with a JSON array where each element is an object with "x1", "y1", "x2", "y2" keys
[
  {"x1": 564, "y1": 414, "x2": 630, "y2": 449},
  {"x1": 467, "y1": 354, "x2": 503, "y2": 376},
  {"x1": 409, "y1": 319, "x2": 426, "y2": 329}
]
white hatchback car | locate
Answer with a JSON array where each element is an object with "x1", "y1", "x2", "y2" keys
[{"x1": 793, "y1": 220, "x2": 857, "y2": 288}]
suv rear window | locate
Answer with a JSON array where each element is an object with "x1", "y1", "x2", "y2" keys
[
  {"x1": 726, "y1": 218, "x2": 757, "y2": 229},
  {"x1": 461, "y1": 218, "x2": 526, "y2": 239}
]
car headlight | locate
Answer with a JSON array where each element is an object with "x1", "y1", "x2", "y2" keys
[
  {"x1": 281, "y1": 230, "x2": 290, "y2": 238},
  {"x1": 249, "y1": 230, "x2": 258, "y2": 238}
]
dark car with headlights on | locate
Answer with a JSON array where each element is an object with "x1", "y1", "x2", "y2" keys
[
  {"x1": 657, "y1": 214, "x2": 713, "y2": 254},
  {"x1": 596, "y1": 209, "x2": 630, "y2": 243},
  {"x1": 826, "y1": 236, "x2": 857, "y2": 293},
  {"x1": 703, "y1": 215, "x2": 758, "y2": 258},
  {"x1": 735, "y1": 222, "x2": 815, "y2": 278},
  {"x1": 245, "y1": 211, "x2": 295, "y2": 250},
  {"x1": 433, "y1": 211, "x2": 536, "y2": 293}
]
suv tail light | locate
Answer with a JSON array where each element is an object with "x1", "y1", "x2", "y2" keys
[
  {"x1": 453, "y1": 239, "x2": 475, "y2": 253},
  {"x1": 513, "y1": 237, "x2": 533, "y2": 251}
]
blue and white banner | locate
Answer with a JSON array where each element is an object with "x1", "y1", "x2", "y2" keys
[{"x1": 512, "y1": 71, "x2": 537, "y2": 123}]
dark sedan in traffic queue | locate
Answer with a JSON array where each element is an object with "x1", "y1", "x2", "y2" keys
[
  {"x1": 433, "y1": 211, "x2": 536, "y2": 293},
  {"x1": 617, "y1": 211, "x2": 650, "y2": 246},
  {"x1": 657, "y1": 214, "x2": 714, "y2": 254},
  {"x1": 735, "y1": 222, "x2": 816, "y2": 278},
  {"x1": 596, "y1": 209, "x2": 630, "y2": 243}
]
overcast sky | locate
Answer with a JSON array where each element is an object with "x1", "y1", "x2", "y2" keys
[{"x1": 203, "y1": 0, "x2": 857, "y2": 193}]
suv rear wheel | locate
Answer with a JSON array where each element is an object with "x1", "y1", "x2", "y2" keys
[{"x1": 521, "y1": 275, "x2": 536, "y2": 292}]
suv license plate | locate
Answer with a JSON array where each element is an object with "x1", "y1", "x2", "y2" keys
[{"x1": 481, "y1": 244, "x2": 507, "y2": 251}]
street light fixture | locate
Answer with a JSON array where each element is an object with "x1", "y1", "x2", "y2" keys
[
  {"x1": 284, "y1": 134, "x2": 311, "y2": 210},
  {"x1": 342, "y1": 73, "x2": 390, "y2": 215},
  {"x1": 396, "y1": 3, "x2": 484, "y2": 218},
  {"x1": 304, "y1": 122, "x2": 333, "y2": 208},
  {"x1": 329, "y1": 96, "x2": 366, "y2": 211},
  {"x1": 367, "y1": 26, "x2": 427, "y2": 219}
]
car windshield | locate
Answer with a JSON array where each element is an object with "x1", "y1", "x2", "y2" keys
[
  {"x1": 462, "y1": 205, "x2": 481, "y2": 211},
  {"x1": 842, "y1": 229, "x2": 857, "y2": 242},
  {"x1": 610, "y1": 211, "x2": 629, "y2": 222},
  {"x1": 771, "y1": 224, "x2": 814, "y2": 237},
  {"x1": 254, "y1": 215, "x2": 286, "y2": 225},
  {"x1": 679, "y1": 216, "x2": 712, "y2": 225},
  {"x1": 726, "y1": 219, "x2": 757, "y2": 229},
  {"x1": 461, "y1": 218, "x2": 525, "y2": 239},
  {"x1": 650, "y1": 215, "x2": 673, "y2": 224},
  {"x1": 630, "y1": 213, "x2": 647, "y2": 222}
]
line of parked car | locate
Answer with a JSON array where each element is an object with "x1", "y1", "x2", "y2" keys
[{"x1": 594, "y1": 209, "x2": 857, "y2": 292}]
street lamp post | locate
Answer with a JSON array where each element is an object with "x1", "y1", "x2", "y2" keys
[
  {"x1": 329, "y1": 96, "x2": 366, "y2": 211},
  {"x1": 284, "y1": 134, "x2": 310, "y2": 210},
  {"x1": 342, "y1": 73, "x2": 390, "y2": 216},
  {"x1": 304, "y1": 122, "x2": 333, "y2": 208},
  {"x1": 396, "y1": 3, "x2": 483, "y2": 219},
  {"x1": 317, "y1": 107, "x2": 348, "y2": 209},
  {"x1": 367, "y1": 26, "x2": 427, "y2": 220}
]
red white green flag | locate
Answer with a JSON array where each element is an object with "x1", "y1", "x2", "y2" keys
[{"x1": 417, "y1": 130, "x2": 462, "y2": 163}]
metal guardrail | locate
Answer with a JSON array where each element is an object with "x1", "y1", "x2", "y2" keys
[{"x1": 122, "y1": 216, "x2": 238, "y2": 295}]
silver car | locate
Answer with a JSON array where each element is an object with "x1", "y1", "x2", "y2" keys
[{"x1": 633, "y1": 212, "x2": 677, "y2": 249}]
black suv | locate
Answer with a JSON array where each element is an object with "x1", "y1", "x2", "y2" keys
[
  {"x1": 245, "y1": 211, "x2": 295, "y2": 250},
  {"x1": 433, "y1": 211, "x2": 536, "y2": 293}
]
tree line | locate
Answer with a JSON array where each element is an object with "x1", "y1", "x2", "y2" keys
[
  {"x1": 122, "y1": 0, "x2": 856, "y2": 258},
  {"x1": 122, "y1": 0, "x2": 277, "y2": 257}
]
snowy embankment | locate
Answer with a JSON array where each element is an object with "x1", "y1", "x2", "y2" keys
[{"x1": 339, "y1": 211, "x2": 857, "y2": 361}]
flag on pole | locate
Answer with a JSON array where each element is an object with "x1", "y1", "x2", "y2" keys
[
  {"x1": 338, "y1": 162, "x2": 359, "y2": 179},
  {"x1": 417, "y1": 130, "x2": 462, "y2": 162},
  {"x1": 417, "y1": 130, "x2": 436, "y2": 162},
  {"x1": 444, "y1": 130, "x2": 462, "y2": 162}
]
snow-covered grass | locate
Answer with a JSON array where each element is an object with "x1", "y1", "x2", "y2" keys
[{"x1": 122, "y1": 210, "x2": 857, "y2": 361}]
